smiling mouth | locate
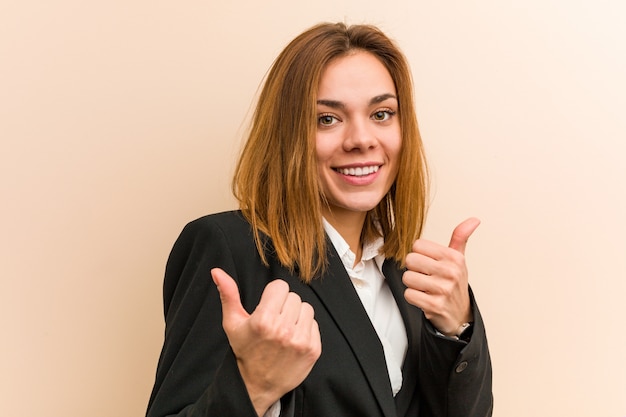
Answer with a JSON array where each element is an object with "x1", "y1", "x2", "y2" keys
[{"x1": 334, "y1": 165, "x2": 380, "y2": 177}]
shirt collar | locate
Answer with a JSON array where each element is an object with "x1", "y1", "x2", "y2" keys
[{"x1": 322, "y1": 218, "x2": 386, "y2": 272}]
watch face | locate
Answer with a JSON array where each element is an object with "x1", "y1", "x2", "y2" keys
[{"x1": 458, "y1": 322, "x2": 474, "y2": 342}]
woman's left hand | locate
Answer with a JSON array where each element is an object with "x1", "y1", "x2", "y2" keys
[{"x1": 402, "y1": 218, "x2": 481, "y2": 337}]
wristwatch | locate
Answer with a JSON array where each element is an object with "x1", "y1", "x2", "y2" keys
[{"x1": 455, "y1": 322, "x2": 474, "y2": 342}]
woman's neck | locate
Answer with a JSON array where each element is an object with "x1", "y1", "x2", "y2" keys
[{"x1": 322, "y1": 208, "x2": 366, "y2": 263}]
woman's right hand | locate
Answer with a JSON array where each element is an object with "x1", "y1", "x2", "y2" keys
[{"x1": 211, "y1": 268, "x2": 322, "y2": 416}]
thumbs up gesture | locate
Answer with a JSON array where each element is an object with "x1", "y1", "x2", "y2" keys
[
  {"x1": 211, "y1": 268, "x2": 322, "y2": 416},
  {"x1": 402, "y1": 218, "x2": 481, "y2": 336}
]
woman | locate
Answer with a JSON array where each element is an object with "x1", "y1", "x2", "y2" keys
[{"x1": 146, "y1": 22, "x2": 493, "y2": 417}]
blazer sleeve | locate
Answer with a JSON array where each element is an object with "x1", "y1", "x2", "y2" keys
[
  {"x1": 417, "y1": 288, "x2": 494, "y2": 417},
  {"x1": 146, "y1": 216, "x2": 259, "y2": 417}
]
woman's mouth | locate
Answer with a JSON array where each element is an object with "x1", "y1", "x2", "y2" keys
[{"x1": 334, "y1": 165, "x2": 380, "y2": 177}]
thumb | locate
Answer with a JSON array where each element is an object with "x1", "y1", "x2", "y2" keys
[
  {"x1": 448, "y1": 217, "x2": 481, "y2": 254},
  {"x1": 211, "y1": 268, "x2": 249, "y2": 326}
]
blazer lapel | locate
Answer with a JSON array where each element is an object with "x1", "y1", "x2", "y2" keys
[
  {"x1": 383, "y1": 261, "x2": 421, "y2": 416},
  {"x1": 308, "y1": 245, "x2": 398, "y2": 417}
]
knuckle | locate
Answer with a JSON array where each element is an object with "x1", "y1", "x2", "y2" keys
[
  {"x1": 432, "y1": 297, "x2": 447, "y2": 313},
  {"x1": 440, "y1": 263, "x2": 460, "y2": 281},
  {"x1": 287, "y1": 334, "x2": 311, "y2": 355},
  {"x1": 267, "y1": 278, "x2": 289, "y2": 294},
  {"x1": 305, "y1": 339, "x2": 322, "y2": 360},
  {"x1": 308, "y1": 345, "x2": 322, "y2": 362},
  {"x1": 438, "y1": 262, "x2": 451, "y2": 276},
  {"x1": 300, "y1": 302, "x2": 314, "y2": 317},
  {"x1": 439, "y1": 282, "x2": 454, "y2": 297},
  {"x1": 288, "y1": 292, "x2": 302, "y2": 304},
  {"x1": 277, "y1": 328, "x2": 295, "y2": 346},
  {"x1": 291, "y1": 339, "x2": 310, "y2": 354},
  {"x1": 448, "y1": 250, "x2": 466, "y2": 266},
  {"x1": 249, "y1": 313, "x2": 275, "y2": 335}
]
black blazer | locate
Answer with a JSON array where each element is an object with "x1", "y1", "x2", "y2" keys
[{"x1": 146, "y1": 211, "x2": 493, "y2": 417}]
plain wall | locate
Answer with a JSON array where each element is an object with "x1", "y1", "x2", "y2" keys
[{"x1": 1, "y1": 1, "x2": 625, "y2": 416}]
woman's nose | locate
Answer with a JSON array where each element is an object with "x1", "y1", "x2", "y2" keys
[{"x1": 343, "y1": 120, "x2": 377, "y2": 151}]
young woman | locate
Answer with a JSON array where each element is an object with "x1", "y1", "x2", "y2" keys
[{"x1": 146, "y1": 22, "x2": 493, "y2": 417}]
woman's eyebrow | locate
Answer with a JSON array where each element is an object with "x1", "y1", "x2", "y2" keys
[
  {"x1": 370, "y1": 93, "x2": 397, "y2": 104},
  {"x1": 316, "y1": 99, "x2": 345, "y2": 109},
  {"x1": 317, "y1": 93, "x2": 397, "y2": 110}
]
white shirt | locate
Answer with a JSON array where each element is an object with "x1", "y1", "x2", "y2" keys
[
  {"x1": 322, "y1": 218, "x2": 408, "y2": 396},
  {"x1": 264, "y1": 221, "x2": 409, "y2": 417}
]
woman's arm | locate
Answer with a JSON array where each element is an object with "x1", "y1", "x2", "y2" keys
[
  {"x1": 417, "y1": 291, "x2": 493, "y2": 417},
  {"x1": 146, "y1": 217, "x2": 259, "y2": 417},
  {"x1": 146, "y1": 215, "x2": 321, "y2": 417}
]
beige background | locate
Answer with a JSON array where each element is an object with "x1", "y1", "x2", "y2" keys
[{"x1": 2, "y1": 1, "x2": 625, "y2": 416}]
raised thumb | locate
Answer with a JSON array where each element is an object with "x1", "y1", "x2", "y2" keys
[
  {"x1": 211, "y1": 268, "x2": 249, "y2": 325},
  {"x1": 448, "y1": 217, "x2": 481, "y2": 254}
]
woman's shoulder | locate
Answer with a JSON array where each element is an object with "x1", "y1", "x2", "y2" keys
[
  {"x1": 166, "y1": 210, "x2": 263, "y2": 274},
  {"x1": 182, "y1": 210, "x2": 251, "y2": 235},
  {"x1": 186, "y1": 209, "x2": 246, "y2": 224},
  {"x1": 175, "y1": 210, "x2": 265, "y2": 255}
]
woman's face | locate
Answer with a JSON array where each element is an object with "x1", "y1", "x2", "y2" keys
[{"x1": 316, "y1": 51, "x2": 401, "y2": 221}]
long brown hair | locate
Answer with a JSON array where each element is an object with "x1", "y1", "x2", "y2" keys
[{"x1": 232, "y1": 22, "x2": 429, "y2": 283}]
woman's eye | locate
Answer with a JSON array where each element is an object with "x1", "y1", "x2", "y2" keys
[
  {"x1": 372, "y1": 110, "x2": 394, "y2": 121},
  {"x1": 318, "y1": 114, "x2": 338, "y2": 126}
]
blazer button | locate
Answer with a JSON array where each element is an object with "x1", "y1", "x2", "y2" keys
[{"x1": 455, "y1": 361, "x2": 468, "y2": 373}]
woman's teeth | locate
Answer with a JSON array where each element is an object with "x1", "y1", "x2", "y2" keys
[{"x1": 336, "y1": 166, "x2": 379, "y2": 177}]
